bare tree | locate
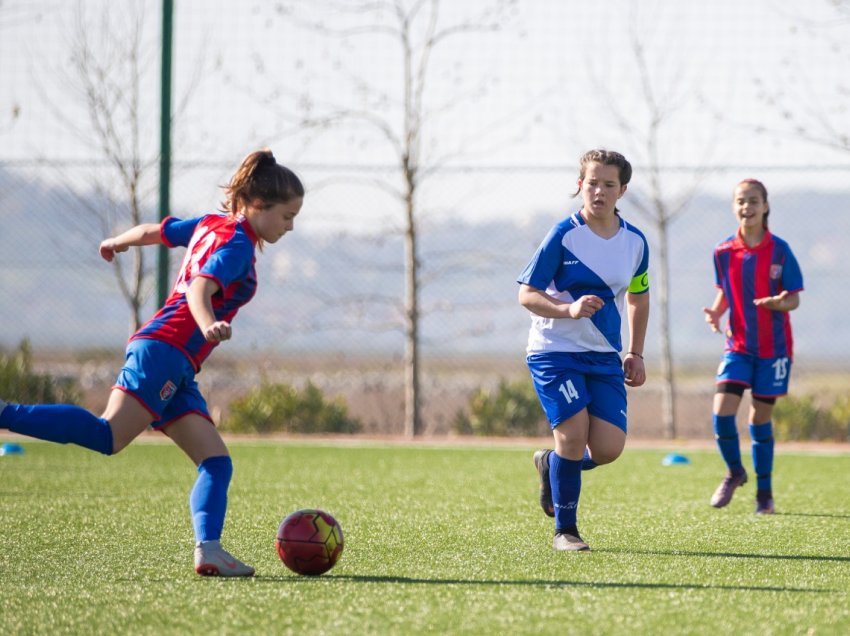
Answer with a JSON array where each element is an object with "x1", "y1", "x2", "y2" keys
[
  {"x1": 35, "y1": 1, "x2": 202, "y2": 333},
  {"x1": 243, "y1": 0, "x2": 523, "y2": 437},
  {"x1": 751, "y1": 2, "x2": 850, "y2": 152},
  {"x1": 586, "y1": 3, "x2": 714, "y2": 439},
  {"x1": 29, "y1": 2, "x2": 159, "y2": 332},
  {"x1": 0, "y1": 1, "x2": 23, "y2": 142},
  {"x1": 698, "y1": 1, "x2": 850, "y2": 156},
  {"x1": 0, "y1": 102, "x2": 19, "y2": 137}
]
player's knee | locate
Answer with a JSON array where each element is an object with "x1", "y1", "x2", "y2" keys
[
  {"x1": 86, "y1": 417, "x2": 116, "y2": 456},
  {"x1": 749, "y1": 421, "x2": 774, "y2": 443},
  {"x1": 104, "y1": 413, "x2": 155, "y2": 455},
  {"x1": 108, "y1": 437, "x2": 128, "y2": 455},
  {"x1": 199, "y1": 455, "x2": 233, "y2": 480},
  {"x1": 590, "y1": 448, "x2": 622, "y2": 465},
  {"x1": 555, "y1": 439, "x2": 587, "y2": 460}
]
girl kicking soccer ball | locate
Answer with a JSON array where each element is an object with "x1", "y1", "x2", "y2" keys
[{"x1": 1, "y1": 149, "x2": 303, "y2": 576}]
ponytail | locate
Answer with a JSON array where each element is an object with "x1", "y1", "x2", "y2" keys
[{"x1": 221, "y1": 149, "x2": 304, "y2": 215}]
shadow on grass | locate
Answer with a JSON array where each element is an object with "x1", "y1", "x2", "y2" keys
[
  {"x1": 600, "y1": 547, "x2": 850, "y2": 563},
  {"x1": 775, "y1": 511, "x2": 850, "y2": 519},
  {"x1": 251, "y1": 574, "x2": 833, "y2": 593}
]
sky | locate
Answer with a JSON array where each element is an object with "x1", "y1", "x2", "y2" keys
[
  {"x1": 4, "y1": 2, "x2": 849, "y2": 149},
  {"x1": 1, "y1": 0, "x2": 849, "y2": 229}
]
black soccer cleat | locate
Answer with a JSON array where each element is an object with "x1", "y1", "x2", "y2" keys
[
  {"x1": 533, "y1": 449, "x2": 555, "y2": 517},
  {"x1": 755, "y1": 490, "x2": 775, "y2": 515}
]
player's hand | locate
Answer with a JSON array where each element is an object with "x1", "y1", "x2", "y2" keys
[
  {"x1": 202, "y1": 320, "x2": 232, "y2": 342},
  {"x1": 623, "y1": 354, "x2": 646, "y2": 387},
  {"x1": 568, "y1": 295, "x2": 604, "y2": 319},
  {"x1": 753, "y1": 290, "x2": 788, "y2": 310},
  {"x1": 702, "y1": 307, "x2": 721, "y2": 333},
  {"x1": 99, "y1": 239, "x2": 128, "y2": 262}
]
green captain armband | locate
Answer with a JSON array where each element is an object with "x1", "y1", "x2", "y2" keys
[{"x1": 629, "y1": 271, "x2": 649, "y2": 294}]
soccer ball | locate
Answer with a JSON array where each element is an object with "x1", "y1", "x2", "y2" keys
[{"x1": 275, "y1": 509, "x2": 344, "y2": 575}]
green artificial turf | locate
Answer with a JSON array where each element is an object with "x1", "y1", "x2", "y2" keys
[{"x1": 1, "y1": 439, "x2": 848, "y2": 634}]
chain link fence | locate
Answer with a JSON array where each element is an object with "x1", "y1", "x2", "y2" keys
[
  {"x1": 1, "y1": 159, "x2": 847, "y2": 436},
  {"x1": 3, "y1": 0, "x2": 849, "y2": 436}
]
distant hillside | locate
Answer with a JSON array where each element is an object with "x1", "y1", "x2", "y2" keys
[{"x1": 1, "y1": 166, "x2": 846, "y2": 362}]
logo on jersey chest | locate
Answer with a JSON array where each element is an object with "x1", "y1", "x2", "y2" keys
[{"x1": 769, "y1": 264, "x2": 783, "y2": 280}]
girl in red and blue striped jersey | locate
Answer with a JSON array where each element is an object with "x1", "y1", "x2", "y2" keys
[
  {"x1": 702, "y1": 178, "x2": 803, "y2": 515},
  {"x1": 1, "y1": 149, "x2": 303, "y2": 575}
]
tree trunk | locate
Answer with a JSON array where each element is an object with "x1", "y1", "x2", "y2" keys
[
  {"x1": 403, "y1": 189, "x2": 420, "y2": 438},
  {"x1": 657, "y1": 218, "x2": 677, "y2": 438}
]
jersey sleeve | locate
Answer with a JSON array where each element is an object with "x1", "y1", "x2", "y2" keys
[
  {"x1": 162, "y1": 216, "x2": 203, "y2": 248},
  {"x1": 712, "y1": 247, "x2": 723, "y2": 289},
  {"x1": 781, "y1": 245, "x2": 804, "y2": 293},
  {"x1": 628, "y1": 232, "x2": 650, "y2": 294},
  {"x1": 517, "y1": 224, "x2": 565, "y2": 291},
  {"x1": 198, "y1": 233, "x2": 254, "y2": 289}
]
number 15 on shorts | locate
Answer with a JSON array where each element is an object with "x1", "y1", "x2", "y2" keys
[{"x1": 772, "y1": 357, "x2": 788, "y2": 380}]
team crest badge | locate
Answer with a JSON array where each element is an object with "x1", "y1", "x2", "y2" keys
[
  {"x1": 159, "y1": 380, "x2": 177, "y2": 401},
  {"x1": 769, "y1": 264, "x2": 782, "y2": 280}
]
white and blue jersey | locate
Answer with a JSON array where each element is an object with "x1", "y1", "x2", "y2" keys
[{"x1": 517, "y1": 211, "x2": 650, "y2": 355}]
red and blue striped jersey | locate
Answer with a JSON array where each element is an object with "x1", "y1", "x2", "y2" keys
[
  {"x1": 713, "y1": 229, "x2": 803, "y2": 359},
  {"x1": 131, "y1": 213, "x2": 258, "y2": 370}
]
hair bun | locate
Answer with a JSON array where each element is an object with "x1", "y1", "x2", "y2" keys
[{"x1": 259, "y1": 150, "x2": 276, "y2": 167}]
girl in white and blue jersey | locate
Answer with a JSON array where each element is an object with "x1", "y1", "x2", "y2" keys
[{"x1": 518, "y1": 149, "x2": 650, "y2": 552}]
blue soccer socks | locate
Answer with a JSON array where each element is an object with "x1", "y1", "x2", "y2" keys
[
  {"x1": 713, "y1": 414, "x2": 743, "y2": 473},
  {"x1": 190, "y1": 455, "x2": 233, "y2": 543},
  {"x1": 581, "y1": 448, "x2": 598, "y2": 471},
  {"x1": 0, "y1": 403, "x2": 113, "y2": 455},
  {"x1": 549, "y1": 452, "x2": 583, "y2": 532},
  {"x1": 750, "y1": 422, "x2": 774, "y2": 493}
]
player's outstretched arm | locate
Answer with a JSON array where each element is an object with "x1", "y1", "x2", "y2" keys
[{"x1": 99, "y1": 223, "x2": 164, "y2": 262}]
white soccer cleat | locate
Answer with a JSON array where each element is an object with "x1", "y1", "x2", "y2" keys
[
  {"x1": 553, "y1": 531, "x2": 590, "y2": 552},
  {"x1": 194, "y1": 540, "x2": 255, "y2": 577}
]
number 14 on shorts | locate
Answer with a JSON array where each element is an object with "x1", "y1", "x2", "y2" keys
[{"x1": 559, "y1": 380, "x2": 580, "y2": 403}]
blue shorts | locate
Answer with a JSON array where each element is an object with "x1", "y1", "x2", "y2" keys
[
  {"x1": 526, "y1": 351, "x2": 628, "y2": 432},
  {"x1": 114, "y1": 338, "x2": 212, "y2": 430},
  {"x1": 716, "y1": 352, "x2": 792, "y2": 399}
]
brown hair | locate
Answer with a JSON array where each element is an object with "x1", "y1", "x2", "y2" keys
[
  {"x1": 221, "y1": 149, "x2": 304, "y2": 215},
  {"x1": 572, "y1": 148, "x2": 633, "y2": 198},
  {"x1": 736, "y1": 178, "x2": 769, "y2": 229}
]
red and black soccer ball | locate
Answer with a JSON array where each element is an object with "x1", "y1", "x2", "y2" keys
[{"x1": 276, "y1": 509, "x2": 344, "y2": 576}]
